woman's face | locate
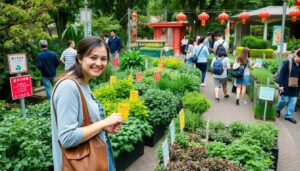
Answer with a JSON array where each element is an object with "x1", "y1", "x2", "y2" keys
[{"x1": 79, "y1": 46, "x2": 108, "y2": 81}]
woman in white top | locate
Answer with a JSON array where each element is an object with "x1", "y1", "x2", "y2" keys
[
  {"x1": 181, "y1": 36, "x2": 188, "y2": 55},
  {"x1": 185, "y1": 39, "x2": 194, "y2": 65}
]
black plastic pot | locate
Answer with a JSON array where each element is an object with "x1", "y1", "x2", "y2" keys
[
  {"x1": 144, "y1": 124, "x2": 167, "y2": 147},
  {"x1": 114, "y1": 141, "x2": 144, "y2": 171},
  {"x1": 270, "y1": 138, "x2": 279, "y2": 171}
]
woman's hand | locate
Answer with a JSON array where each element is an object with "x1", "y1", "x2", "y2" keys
[{"x1": 103, "y1": 113, "x2": 123, "y2": 134}]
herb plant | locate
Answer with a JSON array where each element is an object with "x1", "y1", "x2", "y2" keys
[{"x1": 182, "y1": 92, "x2": 211, "y2": 115}]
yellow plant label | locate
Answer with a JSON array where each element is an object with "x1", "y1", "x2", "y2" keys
[
  {"x1": 130, "y1": 90, "x2": 139, "y2": 102},
  {"x1": 128, "y1": 75, "x2": 133, "y2": 83},
  {"x1": 110, "y1": 76, "x2": 117, "y2": 85},
  {"x1": 118, "y1": 103, "x2": 130, "y2": 121},
  {"x1": 179, "y1": 109, "x2": 185, "y2": 130}
]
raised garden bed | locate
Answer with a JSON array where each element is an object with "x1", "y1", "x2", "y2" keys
[{"x1": 144, "y1": 124, "x2": 167, "y2": 147}]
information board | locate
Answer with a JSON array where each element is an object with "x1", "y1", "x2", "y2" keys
[
  {"x1": 8, "y1": 53, "x2": 28, "y2": 74},
  {"x1": 259, "y1": 86, "x2": 275, "y2": 101},
  {"x1": 162, "y1": 138, "x2": 169, "y2": 168},
  {"x1": 169, "y1": 120, "x2": 175, "y2": 144},
  {"x1": 10, "y1": 75, "x2": 33, "y2": 100}
]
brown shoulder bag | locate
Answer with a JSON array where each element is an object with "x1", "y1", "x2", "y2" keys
[
  {"x1": 52, "y1": 78, "x2": 108, "y2": 171},
  {"x1": 288, "y1": 59, "x2": 298, "y2": 88}
]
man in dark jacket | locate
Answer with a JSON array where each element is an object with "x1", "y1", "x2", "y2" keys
[
  {"x1": 108, "y1": 30, "x2": 122, "y2": 58},
  {"x1": 276, "y1": 50, "x2": 300, "y2": 124},
  {"x1": 36, "y1": 40, "x2": 60, "y2": 100}
]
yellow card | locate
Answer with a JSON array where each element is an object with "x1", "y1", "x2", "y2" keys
[
  {"x1": 130, "y1": 90, "x2": 139, "y2": 102},
  {"x1": 179, "y1": 109, "x2": 185, "y2": 130},
  {"x1": 118, "y1": 103, "x2": 130, "y2": 121},
  {"x1": 110, "y1": 76, "x2": 117, "y2": 85},
  {"x1": 128, "y1": 75, "x2": 133, "y2": 83}
]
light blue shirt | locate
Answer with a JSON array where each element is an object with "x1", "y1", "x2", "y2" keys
[
  {"x1": 51, "y1": 79, "x2": 114, "y2": 171},
  {"x1": 192, "y1": 44, "x2": 210, "y2": 63}
]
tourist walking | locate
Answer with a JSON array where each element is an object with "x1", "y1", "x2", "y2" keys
[
  {"x1": 185, "y1": 39, "x2": 194, "y2": 65},
  {"x1": 211, "y1": 44, "x2": 231, "y2": 101},
  {"x1": 60, "y1": 40, "x2": 77, "y2": 70},
  {"x1": 234, "y1": 47, "x2": 252, "y2": 105},
  {"x1": 203, "y1": 32, "x2": 213, "y2": 53},
  {"x1": 108, "y1": 30, "x2": 122, "y2": 58},
  {"x1": 193, "y1": 37, "x2": 210, "y2": 86},
  {"x1": 276, "y1": 50, "x2": 300, "y2": 124},
  {"x1": 181, "y1": 36, "x2": 188, "y2": 55},
  {"x1": 36, "y1": 40, "x2": 60, "y2": 100},
  {"x1": 51, "y1": 36, "x2": 123, "y2": 170},
  {"x1": 213, "y1": 32, "x2": 229, "y2": 55}
]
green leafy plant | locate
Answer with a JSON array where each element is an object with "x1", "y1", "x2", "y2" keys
[
  {"x1": 207, "y1": 141, "x2": 227, "y2": 158},
  {"x1": 287, "y1": 37, "x2": 300, "y2": 51},
  {"x1": 113, "y1": 78, "x2": 133, "y2": 99},
  {"x1": 184, "y1": 110, "x2": 205, "y2": 133},
  {"x1": 177, "y1": 63, "x2": 201, "y2": 79},
  {"x1": 182, "y1": 92, "x2": 211, "y2": 115},
  {"x1": 0, "y1": 100, "x2": 6, "y2": 121},
  {"x1": 163, "y1": 57, "x2": 183, "y2": 69},
  {"x1": 241, "y1": 36, "x2": 270, "y2": 49},
  {"x1": 119, "y1": 51, "x2": 145, "y2": 71},
  {"x1": 251, "y1": 67, "x2": 275, "y2": 85},
  {"x1": 229, "y1": 121, "x2": 246, "y2": 138},
  {"x1": 90, "y1": 63, "x2": 114, "y2": 90},
  {"x1": 0, "y1": 115, "x2": 52, "y2": 170},
  {"x1": 109, "y1": 117, "x2": 152, "y2": 158},
  {"x1": 144, "y1": 89, "x2": 179, "y2": 126},
  {"x1": 175, "y1": 132, "x2": 190, "y2": 149},
  {"x1": 209, "y1": 129, "x2": 233, "y2": 144}
]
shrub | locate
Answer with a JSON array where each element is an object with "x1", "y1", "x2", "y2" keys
[
  {"x1": 184, "y1": 110, "x2": 205, "y2": 133},
  {"x1": 0, "y1": 115, "x2": 52, "y2": 170},
  {"x1": 207, "y1": 141, "x2": 227, "y2": 158},
  {"x1": 287, "y1": 37, "x2": 300, "y2": 51},
  {"x1": 250, "y1": 67, "x2": 275, "y2": 85},
  {"x1": 209, "y1": 129, "x2": 233, "y2": 144},
  {"x1": 182, "y1": 92, "x2": 211, "y2": 115},
  {"x1": 263, "y1": 58, "x2": 278, "y2": 74},
  {"x1": 0, "y1": 100, "x2": 6, "y2": 120},
  {"x1": 241, "y1": 36, "x2": 270, "y2": 49},
  {"x1": 236, "y1": 47, "x2": 274, "y2": 58},
  {"x1": 93, "y1": 84, "x2": 117, "y2": 102},
  {"x1": 144, "y1": 89, "x2": 179, "y2": 126},
  {"x1": 109, "y1": 117, "x2": 152, "y2": 158},
  {"x1": 163, "y1": 57, "x2": 183, "y2": 69},
  {"x1": 119, "y1": 50, "x2": 145, "y2": 71},
  {"x1": 175, "y1": 132, "x2": 190, "y2": 149},
  {"x1": 229, "y1": 121, "x2": 246, "y2": 138},
  {"x1": 177, "y1": 64, "x2": 201, "y2": 79}
]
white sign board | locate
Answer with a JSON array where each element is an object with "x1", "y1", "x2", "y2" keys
[
  {"x1": 80, "y1": 8, "x2": 92, "y2": 22},
  {"x1": 8, "y1": 53, "x2": 28, "y2": 74},
  {"x1": 169, "y1": 120, "x2": 175, "y2": 145},
  {"x1": 259, "y1": 87, "x2": 275, "y2": 101},
  {"x1": 162, "y1": 138, "x2": 169, "y2": 168}
]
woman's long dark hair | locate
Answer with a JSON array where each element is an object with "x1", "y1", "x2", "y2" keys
[
  {"x1": 61, "y1": 36, "x2": 110, "y2": 79},
  {"x1": 237, "y1": 47, "x2": 250, "y2": 64}
]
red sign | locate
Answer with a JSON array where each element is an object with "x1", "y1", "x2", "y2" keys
[
  {"x1": 136, "y1": 72, "x2": 143, "y2": 82},
  {"x1": 113, "y1": 57, "x2": 119, "y2": 68},
  {"x1": 10, "y1": 75, "x2": 33, "y2": 100},
  {"x1": 154, "y1": 71, "x2": 160, "y2": 82},
  {"x1": 296, "y1": 0, "x2": 300, "y2": 6}
]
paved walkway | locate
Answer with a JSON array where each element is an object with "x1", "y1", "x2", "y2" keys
[{"x1": 126, "y1": 73, "x2": 300, "y2": 171}]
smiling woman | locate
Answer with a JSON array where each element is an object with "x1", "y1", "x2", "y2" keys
[{"x1": 51, "y1": 36, "x2": 123, "y2": 171}]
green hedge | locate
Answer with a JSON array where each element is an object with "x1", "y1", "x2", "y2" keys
[
  {"x1": 237, "y1": 47, "x2": 274, "y2": 58},
  {"x1": 241, "y1": 36, "x2": 270, "y2": 49}
]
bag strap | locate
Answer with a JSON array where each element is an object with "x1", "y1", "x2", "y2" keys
[
  {"x1": 52, "y1": 78, "x2": 92, "y2": 128},
  {"x1": 288, "y1": 58, "x2": 292, "y2": 77},
  {"x1": 196, "y1": 45, "x2": 205, "y2": 58}
]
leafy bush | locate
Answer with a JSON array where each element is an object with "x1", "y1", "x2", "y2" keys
[
  {"x1": 184, "y1": 110, "x2": 205, "y2": 133},
  {"x1": 226, "y1": 140, "x2": 273, "y2": 170},
  {"x1": 240, "y1": 123, "x2": 278, "y2": 151},
  {"x1": 0, "y1": 100, "x2": 6, "y2": 120},
  {"x1": 287, "y1": 37, "x2": 300, "y2": 51},
  {"x1": 182, "y1": 92, "x2": 211, "y2": 115},
  {"x1": 237, "y1": 46, "x2": 274, "y2": 58},
  {"x1": 209, "y1": 129, "x2": 233, "y2": 144},
  {"x1": 250, "y1": 67, "x2": 275, "y2": 85},
  {"x1": 133, "y1": 82, "x2": 150, "y2": 96},
  {"x1": 175, "y1": 132, "x2": 190, "y2": 149},
  {"x1": 177, "y1": 64, "x2": 201, "y2": 79},
  {"x1": 241, "y1": 36, "x2": 270, "y2": 49},
  {"x1": 0, "y1": 115, "x2": 52, "y2": 170},
  {"x1": 109, "y1": 117, "x2": 152, "y2": 158},
  {"x1": 119, "y1": 50, "x2": 145, "y2": 71},
  {"x1": 113, "y1": 79, "x2": 133, "y2": 99},
  {"x1": 207, "y1": 141, "x2": 227, "y2": 158},
  {"x1": 254, "y1": 100, "x2": 276, "y2": 121},
  {"x1": 144, "y1": 89, "x2": 179, "y2": 126},
  {"x1": 90, "y1": 63, "x2": 114, "y2": 90},
  {"x1": 163, "y1": 57, "x2": 183, "y2": 69},
  {"x1": 263, "y1": 58, "x2": 278, "y2": 74},
  {"x1": 209, "y1": 121, "x2": 227, "y2": 131},
  {"x1": 229, "y1": 121, "x2": 246, "y2": 138}
]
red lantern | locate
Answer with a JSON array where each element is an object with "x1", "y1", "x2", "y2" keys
[
  {"x1": 258, "y1": 10, "x2": 270, "y2": 23},
  {"x1": 218, "y1": 12, "x2": 229, "y2": 25},
  {"x1": 239, "y1": 11, "x2": 250, "y2": 25},
  {"x1": 289, "y1": 9, "x2": 300, "y2": 23},
  {"x1": 176, "y1": 12, "x2": 186, "y2": 22},
  {"x1": 295, "y1": 0, "x2": 300, "y2": 6},
  {"x1": 131, "y1": 12, "x2": 137, "y2": 21},
  {"x1": 198, "y1": 12, "x2": 209, "y2": 27}
]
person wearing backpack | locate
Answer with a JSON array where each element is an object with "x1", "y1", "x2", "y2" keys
[
  {"x1": 235, "y1": 47, "x2": 253, "y2": 105},
  {"x1": 193, "y1": 37, "x2": 210, "y2": 86},
  {"x1": 213, "y1": 32, "x2": 229, "y2": 55},
  {"x1": 211, "y1": 46, "x2": 231, "y2": 102},
  {"x1": 185, "y1": 39, "x2": 195, "y2": 65}
]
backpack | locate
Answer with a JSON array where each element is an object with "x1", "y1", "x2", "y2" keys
[
  {"x1": 215, "y1": 41, "x2": 227, "y2": 56},
  {"x1": 212, "y1": 57, "x2": 225, "y2": 75}
]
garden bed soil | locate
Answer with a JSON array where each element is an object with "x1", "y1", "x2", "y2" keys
[
  {"x1": 114, "y1": 141, "x2": 144, "y2": 171},
  {"x1": 144, "y1": 124, "x2": 167, "y2": 147}
]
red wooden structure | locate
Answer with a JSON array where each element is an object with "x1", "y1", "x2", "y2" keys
[{"x1": 148, "y1": 22, "x2": 189, "y2": 54}]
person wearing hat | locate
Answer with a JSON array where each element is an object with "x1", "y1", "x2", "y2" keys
[{"x1": 36, "y1": 40, "x2": 60, "y2": 100}]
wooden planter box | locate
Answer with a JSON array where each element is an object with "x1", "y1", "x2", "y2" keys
[
  {"x1": 144, "y1": 124, "x2": 167, "y2": 147},
  {"x1": 114, "y1": 141, "x2": 144, "y2": 171}
]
